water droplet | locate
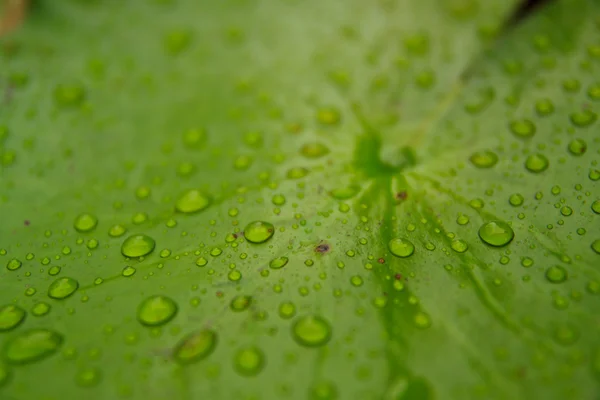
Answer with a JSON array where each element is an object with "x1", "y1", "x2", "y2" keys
[
  {"x1": 196, "y1": 257, "x2": 208, "y2": 267},
  {"x1": 316, "y1": 108, "x2": 341, "y2": 125},
  {"x1": 450, "y1": 240, "x2": 468, "y2": 253},
  {"x1": 291, "y1": 315, "x2": 332, "y2": 347},
  {"x1": 233, "y1": 347, "x2": 265, "y2": 377},
  {"x1": 560, "y1": 206, "x2": 573, "y2": 216},
  {"x1": 228, "y1": 270, "x2": 242, "y2": 281},
  {"x1": 182, "y1": 128, "x2": 206, "y2": 149},
  {"x1": 301, "y1": 143, "x2": 330, "y2": 159},
  {"x1": 309, "y1": 381, "x2": 339, "y2": 400},
  {"x1": 570, "y1": 110, "x2": 597, "y2": 127},
  {"x1": 6, "y1": 258, "x2": 22, "y2": 271},
  {"x1": 122, "y1": 266, "x2": 136, "y2": 277},
  {"x1": 74, "y1": 213, "x2": 98, "y2": 233},
  {"x1": 108, "y1": 224, "x2": 126, "y2": 237},
  {"x1": 3, "y1": 329, "x2": 63, "y2": 365},
  {"x1": 272, "y1": 194, "x2": 286, "y2": 205},
  {"x1": 592, "y1": 239, "x2": 600, "y2": 255},
  {"x1": 456, "y1": 215, "x2": 470, "y2": 225},
  {"x1": 546, "y1": 266, "x2": 568, "y2": 283},
  {"x1": 414, "y1": 312, "x2": 432, "y2": 329},
  {"x1": 233, "y1": 155, "x2": 253, "y2": 170},
  {"x1": 75, "y1": 367, "x2": 102, "y2": 387},
  {"x1": 521, "y1": 257, "x2": 534, "y2": 268},
  {"x1": 137, "y1": 295, "x2": 178, "y2": 327},
  {"x1": 509, "y1": 193, "x2": 524, "y2": 207},
  {"x1": 0, "y1": 305, "x2": 26, "y2": 331},
  {"x1": 388, "y1": 238, "x2": 415, "y2": 258},
  {"x1": 329, "y1": 185, "x2": 360, "y2": 200},
  {"x1": 478, "y1": 221, "x2": 514, "y2": 247},
  {"x1": 509, "y1": 119, "x2": 536, "y2": 138},
  {"x1": 469, "y1": 150, "x2": 498, "y2": 168},
  {"x1": 48, "y1": 266, "x2": 61, "y2": 276},
  {"x1": 269, "y1": 256, "x2": 288, "y2": 270},
  {"x1": 230, "y1": 295, "x2": 252, "y2": 312},
  {"x1": 164, "y1": 29, "x2": 192, "y2": 55},
  {"x1": 525, "y1": 154, "x2": 549, "y2": 173},
  {"x1": 53, "y1": 83, "x2": 85, "y2": 107},
  {"x1": 47, "y1": 277, "x2": 79, "y2": 300},
  {"x1": 287, "y1": 167, "x2": 309, "y2": 179},
  {"x1": 568, "y1": 139, "x2": 587, "y2": 156},
  {"x1": 278, "y1": 302, "x2": 296, "y2": 319},
  {"x1": 121, "y1": 234, "x2": 156, "y2": 258},
  {"x1": 535, "y1": 98, "x2": 554, "y2": 116},
  {"x1": 175, "y1": 189, "x2": 211, "y2": 214},
  {"x1": 592, "y1": 200, "x2": 600, "y2": 214},
  {"x1": 173, "y1": 330, "x2": 217, "y2": 365},
  {"x1": 244, "y1": 221, "x2": 275, "y2": 244},
  {"x1": 31, "y1": 302, "x2": 51, "y2": 316},
  {"x1": 590, "y1": 169, "x2": 600, "y2": 181}
]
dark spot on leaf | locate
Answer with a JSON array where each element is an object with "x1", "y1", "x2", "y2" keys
[
  {"x1": 377, "y1": 258, "x2": 385, "y2": 264},
  {"x1": 315, "y1": 242, "x2": 331, "y2": 253}
]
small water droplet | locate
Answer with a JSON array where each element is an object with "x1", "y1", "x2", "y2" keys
[
  {"x1": 31, "y1": 302, "x2": 51, "y2": 316},
  {"x1": 469, "y1": 150, "x2": 498, "y2": 168},
  {"x1": 286, "y1": 167, "x2": 309, "y2": 179},
  {"x1": 175, "y1": 189, "x2": 211, "y2": 214},
  {"x1": 233, "y1": 155, "x2": 253, "y2": 170},
  {"x1": 47, "y1": 277, "x2": 79, "y2": 300},
  {"x1": 53, "y1": 83, "x2": 85, "y2": 107},
  {"x1": 182, "y1": 128, "x2": 206, "y2": 149},
  {"x1": 291, "y1": 315, "x2": 332, "y2": 347},
  {"x1": 546, "y1": 266, "x2": 568, "y2": 283},
  {"x1": 570, "y1": 110, "x2": 597, "y2": 127},
  {"x1": 137, "y1": 295, "x2": 178, "y2": 327},
  {"x1": 316, "y1": 108, "x2": 341, "y2": 125},
  {"x1": 592, "y1": 239, "x2": 600, "y2": 255},
  {"x1": 301, "y1": 143, "x2": 330, "y2": 159},
  {"x1": 388, "y1": 238, "x2": 415, "y2": 258},
  {"x1": 233, "y1": 347, "x2": 265, "y2": 377},
  {"x1": 278, "y1": 302, "x2": 296, "y2": 319},
  {"x1": 108, "y1": 224, "x2": 126, "y2": 238},
  {"x1": 122, "y1": 266, "x2": 136, "y2": 277},
  {"x1": 6, "y1": 258, "x2": 22, "y2": 271},
  {"x1": 478, "y1": 221, "x2": 514, "y2": 247},
  {"x1": 592, "y1": 200, "x2": 600, "y2": 214},
  {"x1": 173, "y1": 330, "x2": 217, "y2": 365},
  {"x1": 230, "y1": 295, "x2": 252, "y2": 312},
  {"x1": 509, "y1": 193, "x2": 524, "y2": 207},
  {"x1": 535, "y1": 98, "x2": 554, "y2": 116},
  {"x1": 525, "y1": 154, "x2": 549, "y2": 173},
  {"x1": 450, "y1": 239, "x2": 468, "y2": 253},
  {"x1": 269, "y1": 256, "x2": 288, "y2": 270},
  {"x1": 509, "y1": 119, "x2": 536, "y2": 138},
  {"x1": 196, "y1": 257, "x2": 208, "y2": 267},
  {"x1": 75, "y1": 367, "x2": 102, "y2": 387},
  {"x1": 244, "y1": 221, "x2": 275, "y2": 244},
  {"x1": 3, "y1": 329, "x2": 63, "y2": 365},
  {"x1": 568, "y1": 139, "x2": 587, "y2": 156},
  {"x1": 0, "y1": 305, "x2": 26, "y2": 331},
  {"x1": 74, "y1": 213, "x2": 98, "y2": 233},
  {"x1": 121, "y1": 234, "x2": 156, "y2": 258},
  {"x1": 272, "y1": 194, "x2": 286, "y2": 205},
  {"x1": 329, "y1": 185, "x2": 360, "y2": 200},
  {"x1": 309, "y1": 381, "x2": 339, "y2": 400}
]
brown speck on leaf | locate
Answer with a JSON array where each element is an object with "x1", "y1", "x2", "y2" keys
[
  {"x1": 233, "y1": 231, "x2": 244, "y2": 239},
  {"x1": 377, "y1": 258, "x2": 385, "y2": 264},
  {"x1": 394, "y1": 273, "x2": 402, "y2": 280},
  {"x1": 395, "y1": 191, "x2": 408, "y2": 202},
  {"x1": 24, "y1": 220, "x2": 30, "y2": 226},
  {"x1": 315, "y1": 242, "x2": 331, "y2": 254},
  {"x1": 216, "y1": 291, "x2": 224, "y2": 298}
]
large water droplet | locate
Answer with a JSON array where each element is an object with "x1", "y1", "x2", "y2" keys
[
  {"x1": 233, "y1": 347, "x2": 265, "y2": 377},
  {"x1": 568, "y1": 139, "x2": 587, "y2": 156},
  {"x1": 593, "y1": 200, "x2": 600, "y2": 214},
  {"x1": 291, "y1": 315, "x2": 332, "y2": 347},
  {"x1": 175, "y1": 189, "x2": 211, "y2": 214},
  {"x1": 74, "y1": 213, "x2": 98, "y2": 233},
  {"x1": 525, "y1": 154, "x2": 549, "y2": 173},
  {"x1": 388, "y1": 238, "x2": 415, "y2": 258},
  {"x1": 0, "y1": 305, "x2": 26, "y2": 331},
  {"x1": 3, "y1": 329, "x2": 63, "y2": 365},
  {"x1": 546, "y1": 266, "x2": 568, "y2": 283},
  {"x1": 6, "y1": 258, "x2": 22, "y2": 271},
  {"x1": 121, "y1": 234, "x2": 156, "y2": 258},
  {"x1": 137, "y1": 295, "x2": 178, "y2": 327},
  {"x1": 570, "y1": 110, "x2": 597, "y2": 127},
  {"x1": 47, "y1": 277, "x2": 79, "y2": 300},
  {"x1": 244, "y1": 221, "x2": 275, "y2": 244},
  {"x1": 592, "y1": 239, "x2": 600, "y2": 255},
  {"x1": 509, "y1": 119, "x2": 536, "y2": 138},
  {"x1": 469, "y1": 150, "x2": 498, "y2": 168},
  {"x1": 173, "y1": 330, "x2": 217, "y2": 365},
  {"x1": 269, "y1": 256, "x2": 289, "y2": 270},
  {"x1": 478, "y1": 221, "x2": 514, "y2": 247}
]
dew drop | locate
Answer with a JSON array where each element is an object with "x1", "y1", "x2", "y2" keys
[
  {"x1": 0, "y1": 305, "x2": 26, "y2": 331},
  {"x1": 450, "y1": 240, "x2": 468, "y2": 253},
  {"x1": 316, "y1": 108, "x2": 341, "y2": 125},
  {"x1": 535, "y1": 98, "x2": 554, "y2": 116},
  {"x1": 509, "y1": 119, "x2": 536, "y2": 138},
  {"x1": 478, "y1": 221, "x2": 515, "y2": 247},
  {"x1": 244, "y1": 221, "x2": 275, "y2": 244},
  {"x1": 592, "y1": 239, "x2": 600, "y2": 255},
  {"x1": 173, "y1": 330, "x2": 217, "y2": 365},
  {"x1": 108, "y1": 224, "x2": 126, "y2": 238},
  {"x1": 469, "y1": 150, "x2": 498, "y2": 168},
  {"x1": 286, "y1": 167, "x2": 309, "y2": 179},
  {"x1": 568, "y1": 139, "x2": 587, "y2": 156},
  {"x1": 545, "y1": 266, "x2": 568, "y2": 283},
  {"x1": 122, "y1": 266, "x2": 136, "y2": 277},
  {"x1": 195, "y1": 257, "x2": 208, "y2": 267},
  {"x1": 388, "y1": 238, "x2": 415, "y2": 258},
  {"x1": 137, "y1": 295, "x2": 178, "y2": 327},
  {"x1": 269, "y1": 256, "x2": 289, "y2": 270},
  {"x1": 233, "y1": 347, "x2": 265, "y2": 377},
  {"x1": 278, "y1": 302, "x2": 296, "y2": 319},
  {"x1": 47, "y1": 277, "x2": 79, "y2": 300},
  {"x1": 309, "y1": 381, "x2": 339, "y2": 400},
  {"x1": 74, "y1": 213, "x2": 98, "y2": 233},
  {"x1": 570, "y1": 110, "x2": 597, "y2": 127},
  {"x1": 525, "y1": 154, "x2": 549, "y2": 173},
  {"x1": 233, "y1": 155, "x2": 253, "y2": 170},
  {"x1": 31, "y1": 302, "x2": 51, "y2": 317},
  {"x1": 3, "y1": 329, "x2": 63, "y2": 365},
  {"x1": 230, "y1": 295, "x2": 252, "y2": 312},
  {"x1": 75, "y1": 367, "x2": 102, "y2": 388},
  {"x1": 592, "y1": 200, "x2": 600, "y2": 214},
  {"x1": 53, "y1": 83, "x2": 85, "y2": 107},
  {"x1": 6, "y1": 258, "x2": 22, "y2": 271},
  {"x1": 509, "y1": 193, "x2": 524, "y2": 207},
  {"x1": 182, "y1": 128, "x2": 206, "y2": 149},
  {"x1": 329, "y1": 185, "x2": 360, "y2": 200},
  {"x1": 300, "y1": 143, "x2": 330, "y2": 159},
  {"x1": 121, "y1": 234, "x2": 156, "y2": 258},
  {"x1": 175, "y1": 189, "x2": 211, "y2": 214},
  {"x1": 272, "y1": 194, "x2": 286, "y2": 205},
  {"x1": 291, "y1": 315, "x2": 332, "y2": 347}
]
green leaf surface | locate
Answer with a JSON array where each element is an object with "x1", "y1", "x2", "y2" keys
[{"x1": 1, "y1": 0, "x2": 600, "y2": 399}]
